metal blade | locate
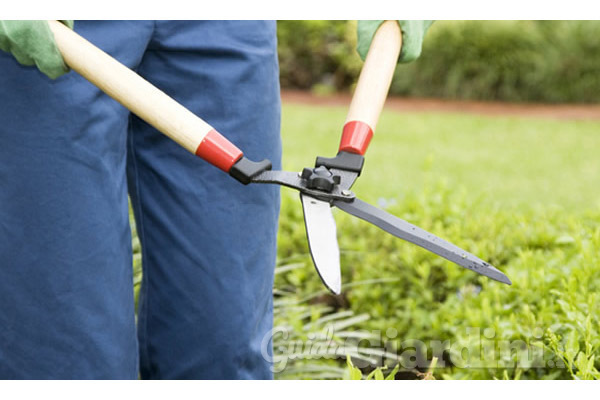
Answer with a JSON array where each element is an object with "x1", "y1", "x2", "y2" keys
[
  {"x1": 333, "y1": 198, "x2": 511, "y2": 285},
  {"x1": 300, "y1": 194, "x2": 342, "y2": 294}
]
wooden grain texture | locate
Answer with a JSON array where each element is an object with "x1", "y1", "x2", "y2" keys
[{"x1": 345, "y1": 20, "x2": 402, "y2": 132}]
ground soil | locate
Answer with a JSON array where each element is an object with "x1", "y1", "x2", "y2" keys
[{"x1": 281, "y1": 90, "x2": 600, "y2": 121}]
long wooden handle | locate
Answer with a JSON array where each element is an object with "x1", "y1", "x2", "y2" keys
[
  {"x1": 338, "y1": 20, "x2": 401, "y2": 155},
  {"x1": 47, "y1": 20, "x2": 243, "y2": 173}
]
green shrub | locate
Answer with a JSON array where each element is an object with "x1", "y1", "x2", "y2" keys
[
  {"x1": 393, "y1": 20, "x2": 600, "y2": 103},
  {"x1": 274, "y1": 180, "x2": 600, "y2": 380},
  {"x1": 277, "y1": 20, "x2": 600, "y2": 103},
  {"x1": 277, "y1": 20, "x2": 362, "y2": 92}
]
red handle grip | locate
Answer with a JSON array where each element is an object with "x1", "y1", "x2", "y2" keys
[
  {"x1": 338, "y1": 121, "x2": 374, "y2": 155},
  {"x1": 195, "y1": 129, "x2": 243, "y2": 172}
]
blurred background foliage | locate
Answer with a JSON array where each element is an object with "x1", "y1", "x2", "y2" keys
[{"x1": 277, "y1": 20, "x2": 600, "y2": 103}]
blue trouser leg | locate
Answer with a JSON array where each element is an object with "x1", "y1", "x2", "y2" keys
[
  {"x1": 129, "y1": 21, "x2": 281, "y2": 379},
  {"x1": 0, "y1": 21, "x2": 155, "y2": 378},
  {"x1": 0, "y1": 20, "x2": 280, "y2": 379}
]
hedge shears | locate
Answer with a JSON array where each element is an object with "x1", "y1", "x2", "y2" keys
[{"x1": 48, "y1": 20, "x2": 511, "y2": 294}]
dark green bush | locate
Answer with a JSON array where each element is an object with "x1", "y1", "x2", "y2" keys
[
  {"x1": 277, "y1": 20, "x2": 362, "y2": 93},
  {"x1": 277, "y1": 20, "x2": 600, "y2": 103}
]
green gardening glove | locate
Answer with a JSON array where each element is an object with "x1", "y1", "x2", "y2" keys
[
  {"x1": 357, "y1": 20, "x2": 433, "y2": 63},
  {"x1": 0, "y1": 20, "x2": 74, "y2": 79}
]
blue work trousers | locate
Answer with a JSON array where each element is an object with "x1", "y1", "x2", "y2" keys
[{"x1": 0, "y1": 20, "x2": 281, "y2": 379}]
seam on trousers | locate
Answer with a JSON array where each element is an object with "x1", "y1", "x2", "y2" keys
[
  {"x1": 131, "y1": 20, "x2": 158, "y2": 379},
  {"x1": 128, "y1": 112, "x2": 153, "y2": 377}
]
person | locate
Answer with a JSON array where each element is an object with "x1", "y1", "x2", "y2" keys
[{"x1": 0, "y1": 20, "x2": 431, "y2": 379}]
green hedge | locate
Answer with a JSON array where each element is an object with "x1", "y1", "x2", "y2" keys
[{"x1": 277, "y1": 20, "x2": 600, "y2": 103}]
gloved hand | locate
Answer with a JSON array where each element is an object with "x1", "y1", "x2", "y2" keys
[
  {"x1": 0, "y1": 20, "x2": 73, "y2": 79},
  {"x1": 357, "y1": 20, "x2": 433, "y2": 63}
]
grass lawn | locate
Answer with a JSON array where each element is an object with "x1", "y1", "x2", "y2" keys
[
  {"x1": 281, "y1": 104, "x2": 600, "y2": 211},
  {"x1": 272, "y1": 103, "x2": 600, "y2": 380}
]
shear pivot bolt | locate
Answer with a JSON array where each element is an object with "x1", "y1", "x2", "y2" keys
[
  {"x1": 342, "y1": 190, "x2": 352, "y2": 196},
  {"x1": 302, "y1": 166, "x2": 340, "y2": 193}
]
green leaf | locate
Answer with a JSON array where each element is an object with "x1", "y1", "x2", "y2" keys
[
  {"x1": 346, "y1": 355, "x2": 363, "y2": 380},
  {"x1": 385, "y1": 364, "x2": 400, "y2": 380}
]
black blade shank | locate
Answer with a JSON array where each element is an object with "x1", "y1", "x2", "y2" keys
[{"x1": 333, "y1": 198, "x2": 511, "y2": 285}]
